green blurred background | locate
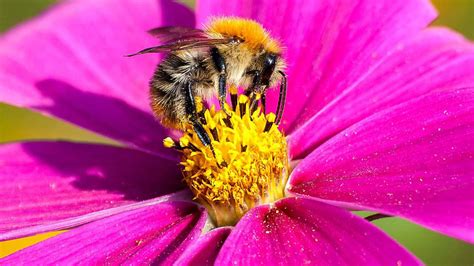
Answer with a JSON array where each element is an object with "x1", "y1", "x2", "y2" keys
[{"x1": 0, "y1": 0, "x2": 473, "y2": 264}]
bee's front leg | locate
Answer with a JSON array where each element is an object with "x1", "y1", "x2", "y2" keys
[
  {"x1": 245, "y1": 70, "x2": 261, "y2": 96},
  {"x1": 245, "y1": 70, "x2": 262, "y2": 114},
  {"x1": 183, "y1": 82, "x2": 216, "y2": 158},
  {"x1": 210, "y1": 47, "x2": 230, "y2": 115}
]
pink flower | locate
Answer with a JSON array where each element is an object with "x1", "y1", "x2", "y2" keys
[{"x1": 1, "y1": 0, "x2": 473, "y2": 264}]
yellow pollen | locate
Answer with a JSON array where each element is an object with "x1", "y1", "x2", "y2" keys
[{"x1": 164, "y1": 95, "x2": 289, "y2": 226}]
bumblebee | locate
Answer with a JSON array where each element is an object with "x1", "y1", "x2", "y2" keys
[{"x1": 129, "y1": 17, "x2": 287, "y2": 150}]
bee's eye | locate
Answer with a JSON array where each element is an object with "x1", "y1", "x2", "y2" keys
[
  {"x1": 260, "y1": 53, "x2": 277, "y2": 86},
  {"x1": 264, "y1": 54, "x2": 276, "y2": 67}
]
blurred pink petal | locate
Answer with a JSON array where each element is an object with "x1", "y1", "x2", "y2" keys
[
  {"x1": 0, "y1": 141, "x2": 182, "y2": 236},
  {"x1": 1, "y1": 201, "x2": 206, "y2": 264},
  {"x1": 176, "y1": 227, "x2": 232, "y2": 265},
  {"x1": 289, "y1": 27, "x2": 474, "y2": 158},
  {"x1": 289, "y1": 89, "x2": 474, "y2": 243},
  {"x1": 197, "y1": 0, "x2": 436, "y2": 133},
  {"x1": 0, "y1": 0, "x2": 193, "y2": 155},
  {"x1": 217, "y1": 197, "x2": 420, "y2": 265}
]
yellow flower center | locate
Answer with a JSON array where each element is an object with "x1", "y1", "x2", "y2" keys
[{"x1": 164, "y1": 94, "x2": 289, "y2": 226}]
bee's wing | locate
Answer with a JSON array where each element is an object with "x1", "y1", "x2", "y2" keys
[
  {"x1": 126, "y1": 37, "x2": 233, "y2": 57},
  {"x1": 147, "y1": 26, "x2": 207, "y2": 43}
]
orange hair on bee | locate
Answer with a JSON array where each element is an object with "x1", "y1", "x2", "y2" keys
[{"x1": 205, "y1": 17, "x2": 282, "y2": 54}]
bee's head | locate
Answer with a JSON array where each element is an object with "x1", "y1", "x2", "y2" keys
[
  {"x1": 257, "y1": 52, "x2": 285, "y2": 93},
  {"x1": 250, "y1": 51, "x2": 287, "y2": 126}
]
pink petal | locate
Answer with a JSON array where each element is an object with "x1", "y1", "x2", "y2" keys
[
  {"x1": 289, "y1": 27, "x2": 474, "y2": 159},
  {"x1": 0, "y1": 190, "x2": 191, "y2": 241},
  {"x1": 0, "y1": 0, "x2": 193, "y2": 155},
  {"x1": 1, "y1": 201, "x2": 206, "y2": 264},
  {"x1": 197, "y1": 0, "x2": 436, "y2": 133},
  {"x1": 289, "y1": 89, "x2": 474, "y2": 243},
  {"x1": 0, "y1": 141, "x2": 183, "y2": 236},
  {"x1": 216, "y1": 197, "x2": 420, "y2": 265},
  {"x1": 176, "y1": 227, "x2": 232, "y2": 265}
]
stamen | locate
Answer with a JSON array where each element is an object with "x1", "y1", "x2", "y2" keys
[
  {"x1": 249, "y1": 93, "x2": 261, "y2": 114},
  {"x1": 264, "y1": 113, "x2": 276, "y2": 132},
  {"x1": 230, "y1": 85, "x2": 238, "y2": 111},
  {"x1": 178, "y1": 137, "x2": 200, "y2": 152},
  {"x1": 210, "y1": 128, "x2": 219, "y2": 141},
  {"x1": 163, "y1": 137, "x2": 178, "y2": 149},
  {"x1": 239, "y1": 96, "x2": 247, "y2": 117},
  {"x1": 222, "y1": 116, "x2": 233, "y2": 129}
]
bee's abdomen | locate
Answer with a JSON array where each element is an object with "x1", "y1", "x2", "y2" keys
[{"x1": 149, "y1": 53, "x2": 214, "y2": 129}]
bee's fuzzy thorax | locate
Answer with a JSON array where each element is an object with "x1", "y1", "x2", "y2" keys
[{"x1": 205, "y1": 17, "x2": 282, "y2": 54}]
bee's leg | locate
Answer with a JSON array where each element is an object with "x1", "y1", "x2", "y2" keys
[
  {"x1": 261, "y1": 92, "x2": 266, "y2": 114},
  {"x1": 275, "y1": 71, "x2": 287, "y2": 125},
  {"x1": 210, "y1": 47, "x2": 229, "y2": 115},
  {"x1": 183, "y1": 82, "x2": 216, "y2": 157},
  {"x1": 245, "y1": 70, "x2": 261, "y2": 114},
  {"x1": 245, "y1": 70, "x2": 260, "y2": 96}
]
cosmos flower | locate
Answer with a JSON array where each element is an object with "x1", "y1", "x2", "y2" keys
[{"x1": 1, "y1": 0, "x2": 473, "y2": 264}]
